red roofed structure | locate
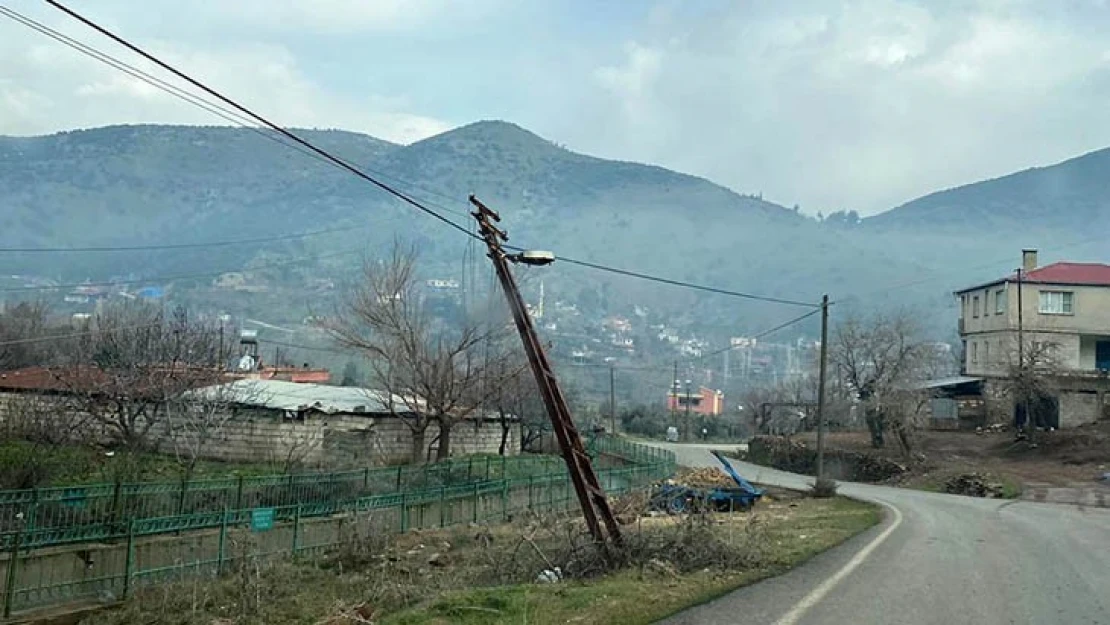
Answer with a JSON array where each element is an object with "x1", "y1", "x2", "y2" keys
[
  {"x1": 1020, "y1": 262, "x2": 1110, "y2": 286},
  {"x1": 948, "y1": 249, "x2": 1110, "y2": 431}
]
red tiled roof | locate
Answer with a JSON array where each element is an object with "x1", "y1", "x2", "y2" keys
[
  {"x1": 0, "y1": 365, "x2": 230, "y2": 394},
  {"x1": 1021, "y1": 262, "x2": 1110, "y2": 286}
]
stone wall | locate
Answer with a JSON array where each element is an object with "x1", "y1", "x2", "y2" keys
[
  {"x1": 1058, "y1": 390, "x2": 1101, "y2": 428},
  {"x1": 0, "y1": 391, "x2": 520, "y2": 467}
]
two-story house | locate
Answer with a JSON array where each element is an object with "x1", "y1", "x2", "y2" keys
[{"x1": 955, "y1": 249, "x2": 1110, "y2": 427}]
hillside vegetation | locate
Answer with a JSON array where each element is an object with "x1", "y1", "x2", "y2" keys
[{"x1": 2, "y1": 121, "x2": 1108, "y2": 336}]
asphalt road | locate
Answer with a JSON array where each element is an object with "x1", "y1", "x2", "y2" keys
[{"x1": 652, "y1": 443, "x2": 1110, "y2": 625}]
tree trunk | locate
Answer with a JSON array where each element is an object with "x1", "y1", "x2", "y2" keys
[
  {"x1": 410, "y1": 427, "x2": 427, "y2": 464},
  {"x1": 436, "y1": 422, "x2": 452, "y2": 461},
  {"x1": 497, "y1": 409, "x2": 510, "y2": 456},
  {"x1": 865, "y1": 408, "x2": 885, "y2": 448}
]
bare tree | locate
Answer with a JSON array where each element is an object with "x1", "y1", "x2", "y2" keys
[
  {"x1": 167, "y1": 382, "x2": 260, "y2": 480},
  {"x1": 832, "y1": 312, "x2": 942, "y2": 450},
  {"x1": 0, "y1": 300, "x2": 53, "y2": 369},
  {"x1": 55, "y1": 303, "x2": 230, "y2": 450},
  {"x1": 326, "y1": 243, "x2": 516, "y2": 462},
  {"x1": 0, "y1": 394, "x2": 93, "y2": 488},
  {"x1": 1003, "y1": 336, "x2": 1062, "y2": 442}
]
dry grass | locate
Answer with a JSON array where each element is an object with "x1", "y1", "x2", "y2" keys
[{"x1": 80, "y1": 495, "x2": 879, "y2": 625}]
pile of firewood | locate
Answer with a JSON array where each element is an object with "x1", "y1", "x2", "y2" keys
[{"x1": 678, "y1": 467, "x2": 735, "y2": 489}]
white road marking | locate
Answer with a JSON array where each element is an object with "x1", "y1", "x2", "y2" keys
[{"x1": 773, "y1": 497, "x2": 904, "y2": 625}]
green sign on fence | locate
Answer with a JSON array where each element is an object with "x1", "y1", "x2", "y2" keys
[{"x1": 250, "y1": 507, "x2": 275, "y2": 532}]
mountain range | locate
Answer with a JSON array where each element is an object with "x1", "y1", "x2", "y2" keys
[{"x1": 2, "y1": 121, "x2": 1108, "y2": 339}]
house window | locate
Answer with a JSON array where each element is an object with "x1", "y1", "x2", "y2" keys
[
  {"x1": 972, "y1": 296, "x2": 980, "y2": 318},
  {"x1": 984, "y1": 341, "x2": 990, "y2": 363},
  {"x1": 995, "y1": 289, "x2": 1005, "y2": 314},
  {"x1": 971, "y1": 341, "x2": 978, "y2": 364},
  {"x1": 1038, "y1": 291, "x2": 1074, "y2": 315}
]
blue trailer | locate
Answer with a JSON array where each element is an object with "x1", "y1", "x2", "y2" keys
[{"x1": 651, "y1": 451, "x2": 764, "y2": 513}]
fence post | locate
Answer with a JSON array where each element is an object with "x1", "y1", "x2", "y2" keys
[
  {"x1": 400, "y1": 493, "x2": 408, "y2": 532},
  {"x1": 501, "y1": 479, "x2": 509, "y2": 521},
  {"x1": 122, "y1": 519, "x2": 136, "y2": 600},
  {"x1": 363, "y1": 467, "x2": 370, "y2": 492},
  {"x1": 439, "y1": 486, "x2": 446, "y2": 528},
  {"x1": 3, "y1": 521, "x2": 24, "y2": 618},
  {"x1": 467, "y1": 457, "x2": 473, "y2": 482},
  {"x1": 528, "y1": 475, "x2": 534, "y2": 510},
  {"x1": 395, "y1": 465, "x2": 403, "y2": 492},
  {"x1": 485, "y1": 456, "x2": 490, "y2": 481},
  {"x1": 292, "y1": 505, "x2": 301, "y2": 557},
  {"x1": 501, "y1": 455, "x2": 506, "y2": 479},
  {"x1": 110, "y1": 479, "x2": 123, "y2": 526},
  {"x1": 472, "y1": 483, "x2": 480, "y2": 523},
  {"x1": 176, "y1": 476, "x2": 188, "y2": 516},
  {"x1": 234, "y1": 475, "x2": 245, "y2": 511},
  {"x1": 216, "y1": 509, "x2": 228, "y2": 575}
]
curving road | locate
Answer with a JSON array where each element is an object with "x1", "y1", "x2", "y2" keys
[{"x1": 653, "y1": 443, "x2": 1110, "y2": 625}]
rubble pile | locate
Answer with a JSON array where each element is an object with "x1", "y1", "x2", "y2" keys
[
  {"x1": 748, "y1": 435, "x2": 907, "y2": 483},
  {"x1": 680, "y1": 467, "x2": 735, "y2": 489},
  {"x1": 944, "y1": 473, "x2": 1005, "y2": 498}
]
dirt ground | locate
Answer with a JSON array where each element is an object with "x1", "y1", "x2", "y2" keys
[{"x1": 794, "y1": 422, "x2": 1110, "y2": 490}]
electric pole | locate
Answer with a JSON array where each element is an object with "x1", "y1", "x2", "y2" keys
[
  {"x1": 469, "y1": 195, "x2": 621, "y2": 546},
  {"x1": 1016, "y1": 267, "x2": 1032, "y2": 443},
  {"x1": 609, "y1": 364, "x2": 616, "y2": 434},
  {"x1": 816, "y1": 294, "x2": 829, "y2": 483},
  {"x1": 684, "y1": 379, "x2": 692, "y2": 441},
  {"x1": 671, "y1": 360, "x2": 678, "y2": 430}
]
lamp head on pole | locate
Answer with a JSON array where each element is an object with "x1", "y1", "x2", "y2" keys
[{"x1": 508, "y1": 250, "x2": 555, "y2": 266}]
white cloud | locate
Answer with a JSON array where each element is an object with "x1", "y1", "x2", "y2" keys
[
  {"x1": 543, "y1": 0, "x2": 1110, "y2": 214},
  {"x1": 0, "y1": 25, "x2": 451, "y2": 144},
  {"x1": 204, "y1": 0, "x2": 492, "y2": 34}
]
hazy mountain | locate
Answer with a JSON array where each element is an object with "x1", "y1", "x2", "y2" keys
[
  {"x1": 5, "y1": 120, "x2": 1106, "y2": 341},
  {"x1": 867, "y1": 147, "x2": 1110, "y2": 233}
]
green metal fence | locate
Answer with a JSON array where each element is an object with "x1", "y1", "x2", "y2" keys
[
  {"x1": 0, "y1": 438, "x2": 675, "y2": 618},
  {"x1": 0, "y1": 453, "x2": 567, "y2": 550}
]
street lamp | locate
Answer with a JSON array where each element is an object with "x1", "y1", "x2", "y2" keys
[{"x1": 508, "y1": 250, "x2": 555, "y2": 266}]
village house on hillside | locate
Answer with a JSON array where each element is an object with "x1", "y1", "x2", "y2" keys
[{"x1": 941, "y1": 249, "x2": 1110, "y2": 428}]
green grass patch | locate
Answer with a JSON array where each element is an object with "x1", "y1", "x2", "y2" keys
[{"x1": 0, "y1": 440, "x2": 278, "y2": 488}]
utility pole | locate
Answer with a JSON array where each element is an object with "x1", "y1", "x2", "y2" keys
[
  {"x1": 684, "y1": 379, "x2": 692, "y2": 441},
  {"x1": 816, "y1": 294, "x2": 829, "y2": 483},
  {"x1": 470, "y1": 195, "x2": 621, "y2": 546},
  {"x1": 1016, "y1": 268, "x2": 1032, "y2": 443},
  {"x1": 609, "y1": 364, "x2": 616, "y2": 435},
  {"x1": 671, "y1": 360, "x2": 678, "y2": 429}
]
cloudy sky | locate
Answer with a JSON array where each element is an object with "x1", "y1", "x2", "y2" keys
[{"x1": 3, "y1": 0, "x2": 1110, "y2": 214}]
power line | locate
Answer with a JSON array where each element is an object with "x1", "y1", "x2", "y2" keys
[
  {"x1": 694, "y1": 307, "x2": 822, "y2": 362},
  {"x1": 546, "y1": 253, "x2": 820, "y2": 308},
  {"x1": 0, "y1": 5, "x2": 472, "y2": 222},
  {"x1": 0, "y1": 247, "x2": 360, "y2": 293},
  {"x1": 0, "y1": 322, "x2": 164, "y2": 348},
  {"x1": 43, "y1": 0, "x2": 478, "y2": 238},
  {"x1": 0, "y1": 225, "x2": 358, "y2": 253},
  {"x1": 22, "y1": 2, "x2": 824, "y2": 309},
  {"x1": 254, "y1": 337, "x2": 349, "y2": 354}
]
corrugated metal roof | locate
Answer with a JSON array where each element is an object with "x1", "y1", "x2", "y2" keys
[
  {"x1": 186, "y1": 379, "x2": 405, "y2": 414},
  {"x1": 912, "y1": 376, "x2": 983, "y2": 390}
]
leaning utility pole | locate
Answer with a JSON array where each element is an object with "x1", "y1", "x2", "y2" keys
[
  {"x1": 816, "y1": 294, "x2": 829, "y2": 482},
  {"x1": 469, "y1": 195, "x2": 621, "y2": 546}
]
